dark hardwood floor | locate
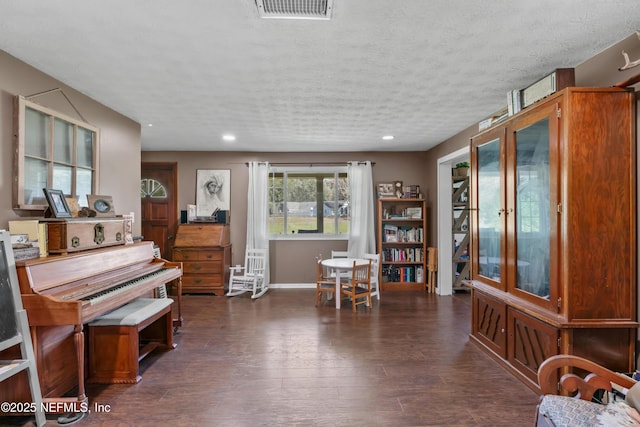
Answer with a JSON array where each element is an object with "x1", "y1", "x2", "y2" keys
[{"x1": 4, "y1": 289, "x2": 539, "y2": 427}]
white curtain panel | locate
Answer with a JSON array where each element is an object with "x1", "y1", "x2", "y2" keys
[
  {"x1": 347, "y1": 161, "x2": 376, "y2": 257},
  {"x1": 247, "y1": 161, "x2": 270, "y2": 284}
]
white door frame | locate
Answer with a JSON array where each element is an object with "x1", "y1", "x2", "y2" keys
[{"x1": 436, "y1": 147, "x2": 470, "y2": 295}]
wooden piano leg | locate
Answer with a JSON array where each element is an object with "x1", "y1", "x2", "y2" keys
[
  {"x1": 74, "y1": 324, "x2": 87, "y2": 403},
  {"x1": 41, "y1": 325, "x2": 89, "y2": 425},
  {"x1": 169, "y1": 276, "x2": 183, "y2": 329}
]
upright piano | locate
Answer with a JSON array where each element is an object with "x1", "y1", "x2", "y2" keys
[{"x1": 0, "y1": 241, "x2": 182, "y2": 407}]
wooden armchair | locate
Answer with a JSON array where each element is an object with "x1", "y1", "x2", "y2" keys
[{"x1": 536, "y1": 354, "x2": 638, "y2": 427}]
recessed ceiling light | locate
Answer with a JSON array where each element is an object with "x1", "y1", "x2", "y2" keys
[
  {"x1": 222, "y1": 134, "x2": 236, "y2": 142},
  {"x1": 382, "y1": 135, "x2": 394, "y2": 140},
  {"x1": 147, "y1": 123, "x2": 153, "y2": 127}
]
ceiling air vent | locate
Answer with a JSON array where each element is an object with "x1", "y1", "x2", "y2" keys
[{"x1": 255, "y1": 0, "x2": 334, "y2": 20}]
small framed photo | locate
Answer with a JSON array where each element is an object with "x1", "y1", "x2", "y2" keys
[
  {"x1": 65, "y1": 197, "x2": 80, "y2": 217},
  {"x1": 43, "y1": 188, "x2": 72, "y2": 218},
  {"x1": 87, "y1": 195, "x2": 116, "y2": 217},
  {"x1": 377, "y1": 182, "x2": 395, "y2": 198}
]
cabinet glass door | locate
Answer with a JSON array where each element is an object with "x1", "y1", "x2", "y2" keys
[
  {"x1": 475, "y1": 137, "x2": 503, "y2": 287},
  {"x1": 513, "y1": 118, "x2": 550, "y2": 300}
]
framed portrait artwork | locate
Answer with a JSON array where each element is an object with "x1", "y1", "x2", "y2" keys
[
  {"x1": 196, "y1": 169, "x2": 230, "y2": 217},
  {"x1": 43, "y1": 188, "x2": 72, "y2": 218}
]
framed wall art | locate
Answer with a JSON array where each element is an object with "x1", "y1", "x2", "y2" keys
[
  {"x1": 377, "y1": 183, "x2": 394, "y2": 198},
  {"x1": 43, "y1": 188, "x2": 72, "y2": 218},
  {"x1": 196, "y1": 169, "x2": 230, "y2": 217}
]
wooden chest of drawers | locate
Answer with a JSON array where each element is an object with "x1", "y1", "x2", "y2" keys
[{"x1": 172, "y1": 224, "x2": 231, "y2": 295}]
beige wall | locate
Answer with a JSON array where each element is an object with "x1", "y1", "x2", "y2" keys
[
  {"x1": 422, "y1": 32, "x2": 640, "y2": 249},
  {"x1": 2, "y1": 32, "x2": 639, "y2": 285},
  {"x1": 141, "y1": 151, "x2": 428, "y2": 283},
  {"x1": 0, "y1": 51, "x2": 142, "y2": 234}
]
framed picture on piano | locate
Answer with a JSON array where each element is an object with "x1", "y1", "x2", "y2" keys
[{"x1": 43, "y1": 188, "x2": 72, "y2": 218}]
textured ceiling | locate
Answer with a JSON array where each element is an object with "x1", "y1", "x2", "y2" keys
[{"x1": 1, "y1": 0, "x2": 639, "y2": 152}]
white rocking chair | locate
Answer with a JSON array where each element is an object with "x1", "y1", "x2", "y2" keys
[{"x1": 227, "y1": 248, "x2": 269, "y2": 299}]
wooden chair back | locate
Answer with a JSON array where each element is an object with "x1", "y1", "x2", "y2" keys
[{"x1": 341, "y1": 260, "x2": 373, "y2": 312}]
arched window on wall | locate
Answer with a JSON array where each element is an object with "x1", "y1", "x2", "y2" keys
[{"x1": 140, "y1": 179, "x2": 167, "y2": 198}]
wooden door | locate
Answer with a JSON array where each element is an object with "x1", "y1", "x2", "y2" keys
[{"x1": 141, "y1": 162, "x2": 178, "y2": 258}]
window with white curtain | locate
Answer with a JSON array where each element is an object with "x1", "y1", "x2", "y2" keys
[{"x1": 268, "y1": 166, "x2": 349, "y2": 238}]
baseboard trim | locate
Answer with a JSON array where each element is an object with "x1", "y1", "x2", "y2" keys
[{"x1": 269, "y1": 283, "x2": 315, "y2": 289}]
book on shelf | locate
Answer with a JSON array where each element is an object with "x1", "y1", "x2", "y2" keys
[
  {"x1": 383, "y1": 224, "x2": 398, "y2": 242},
  {"x1": 507, "y1": 89, "x2": 522, "y2": 116},
  {"x1": 8, "y1": 220, "x2": 47, "y2": 257},
  {"x1": 404, "y1": 207, "x2": 422, "y2": 219},
  {"x1": 382, "y1": 265, "x2": 419, "y2": 283},
  {"x1": 382, "y1": 247, "x2": 423, "y2": 262}
]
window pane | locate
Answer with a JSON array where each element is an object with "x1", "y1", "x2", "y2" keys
[
  {"x1": 76, "y1": 168, "x2": 93, "y2": 207},
  {"x1": 336, "y1": 175, "x2": 349, "y2": 234},
  {"x1": 268, "y1": 170, "x2": 349, "y2": 237},
  {"x1": 77, "y1": 127, "x2": 94, "y2": 167},
  {"x1": 25, "y1": 107, "x2": 49, "y2": 158},
  {"x1": 52, "y1": 164, "x2": 73, "y2": 195},
  {"x1": 287, "y1": 176, "x2": 318, "y2": 234},
  {"x1": 477, "y1": 138, "x2": 501, "y2": 281},
  {"x1": 54, "y1": 118, "x2": 73, "y2": 163},
  {"x1": 515, "y1": 119, "x2": 550, "y2": 299},
  {"x1": 24, "y1": 157, "x2": 48, "y2": 204},
  {"x1": 268, "y1": 176, "x2": 284, "y2": 234}
]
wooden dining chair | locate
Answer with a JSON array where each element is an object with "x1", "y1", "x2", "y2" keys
[
  {"x1": 363, "y1": 253, "x2": 381, "y2": 301},
  {"x1": 315, "y1": 256, "x2": 336, "y2": 306},
  {"x1": 329, "y1": 250, "x2": 349, "y2": 280},
  {"x1": 340, "y1": 259, "x2": 372, "y2": 312},
  {"x1": 331, "y1": 250, "x2": 348, "y2": 258}
]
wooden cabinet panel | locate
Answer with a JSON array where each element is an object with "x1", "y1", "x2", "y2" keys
[
  {"x1": 471, "y1": 290, "x2": 507, "y2": 358},
  {"x1": 507, "y1": 309, "x2": 558, "y2": 384},
  {"x1": 469, "y1": 87, "x2": 637, "y2": 392},
  {"x1": 182, "y1": 261, "x2": 223, "y2": 274},
  {"x1": 172, "y1": 224, "x2": 231, "y2": 295},
  {"x1": 173, "y1": 249, "x2": 224, "y2": 261},
  {"x1": 45, "y1": 218, "x2": 125, "y2": 254}
]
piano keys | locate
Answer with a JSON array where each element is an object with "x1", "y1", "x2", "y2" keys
[{"x1": 0, "y1": 241, "x2": 182, "y2": 409}]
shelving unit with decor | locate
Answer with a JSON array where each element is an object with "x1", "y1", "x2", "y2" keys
[
  {"x1": 452, "y1": 172, "x2": 470, "y2": 291},
  {"x1": 377, "y1": 198, "x2": 426, "y2": 291}
]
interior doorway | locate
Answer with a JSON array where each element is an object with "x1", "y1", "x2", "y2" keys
[
  {"x1": 436, "y1": 147, "x2": 469, "y2": 295},
  {"x1": 141, "y1": 162, "x2": 178, "y2": 258}
]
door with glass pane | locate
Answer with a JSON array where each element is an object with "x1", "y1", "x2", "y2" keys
[
  {"x1": 507, "y1": 105, "x2": 559, "y2": 311},
  {"x1": 471, "y1": 127, "x2": 506, "y2": 291}
]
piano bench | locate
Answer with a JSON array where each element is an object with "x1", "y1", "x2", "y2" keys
[{"x1": 88, "y1": 297, "x2": 176, "y2": 384}]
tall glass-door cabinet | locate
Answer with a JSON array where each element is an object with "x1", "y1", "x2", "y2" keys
[{"x1": 469, "y1": 87, "x2": 637, "y2": 391}]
